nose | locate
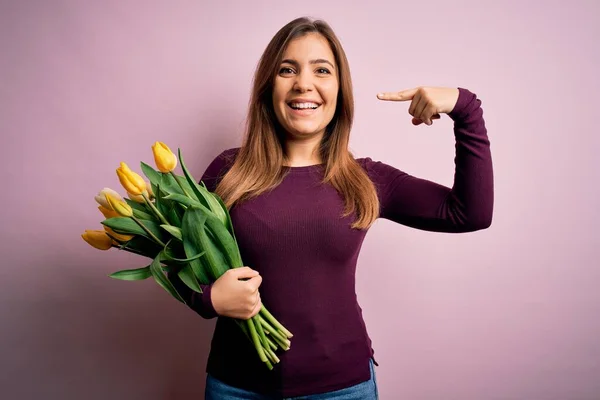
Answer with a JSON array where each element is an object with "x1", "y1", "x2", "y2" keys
[{"x1": 292, "y1": 70, "x2": 313, "y2": 92}]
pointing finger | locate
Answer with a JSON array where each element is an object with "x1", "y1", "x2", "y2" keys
[{"x1": 377, "y1": 87, "x2": 418, "y2": 101}]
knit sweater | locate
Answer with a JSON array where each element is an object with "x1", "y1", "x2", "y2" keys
[{"x1": 169, "y1": 87, "x2": 493, "y2": 397}]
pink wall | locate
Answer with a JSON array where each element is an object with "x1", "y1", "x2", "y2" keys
[{"x1": 2, "y1": 1, "x2": 599, "y2": 399}]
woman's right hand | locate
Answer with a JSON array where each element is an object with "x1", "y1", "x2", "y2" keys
[{"x1": 211, "y1": 267, "x2": 263, "y2": 320}]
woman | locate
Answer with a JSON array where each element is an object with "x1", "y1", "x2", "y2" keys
[{"x1": 169, "y1": 16, "x2": 493, "y2": 399}]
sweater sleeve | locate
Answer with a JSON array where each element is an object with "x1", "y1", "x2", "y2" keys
[
  {"x1": 167, "y1": 148, "x2": 238, "y2": 319},
  {"x1": 363, "y1": 87, "x2": 494, "y2": 233}
]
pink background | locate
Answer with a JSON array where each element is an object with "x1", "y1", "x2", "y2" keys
[{"x1": 2, "y1": 1, "x2": 599, "y2": 399}]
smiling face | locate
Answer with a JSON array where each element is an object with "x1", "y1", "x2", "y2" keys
[{"x1": 272, "y1": 33, "x2": 339, "y2": 141}]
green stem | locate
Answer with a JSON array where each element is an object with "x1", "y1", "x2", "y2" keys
[
  {"x1": 265, "y1": 346, "x2": 280, "y2": 364},
  {"x1": 265, "y1": 358, "x2": 273, "y2": 371},
  {"x1": 257, "y1": 313, "x2": 276, "y2": 334},
  {"x1": 259, "y1": 316, "x2": 286, "y2": 345},
  {"x1": 247, "y1": 318, "x2": 267, "y2": 362},
  {"x1": 131, "y1": 216, "x2": 166, "y2": 247},
  {"x1": 260, "y1": 306, "x2": 293, "y2": 338},
  {"x1": 254, "y1": 314, "x2": 269, "y2": 349},
  {"x1": 265, "y1": 334, "x2": 277, "y2": 351},
  {"x1": 236, "y1": 318, "x2": 278, "y2": 368},
  {"x1": 269, "y1": 329, "x2": 290, "y2": 350},
  {"x1": 142, "y1": 192, "x2": 170, "y2": 226},
  {"x1": 170, "y1": 171, "x2": 193, "y2": 198}
]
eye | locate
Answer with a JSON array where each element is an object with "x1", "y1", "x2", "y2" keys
[
  {"x1": 279, "y1": 67, "x2": 295, "y2": 75},
  {"x1": 316, "y1": 68, "x2": 331, "y2": 74}
]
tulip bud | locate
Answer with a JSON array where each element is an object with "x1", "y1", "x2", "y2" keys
[
  {"x1": 128, "y1": 180, "x2": 153, "y2": 203},
  {"x1": 82, "y1": 230, "x2": 113, "y2": 250},
  {"x1": 98, "y1": 205, "x2": 119, "y2": 219},
  {"x1": 146, "y1": 181, "x2": 154, "y2": 198},
  {"x1": 104, "y1": 226, "x2": 134, "y2": 242},
  {"x1": 105, "y1": 192, "x2": 133, "y2": 217},
  {"x1": 116, "y1": 162, "x2": 148, "y2": 196},
  {"x1": 152, "y1": 141, "x2": 177, "y2": 173},
  {"x1": 95, "y1": 188, "x2": 123, "y2": 209}
]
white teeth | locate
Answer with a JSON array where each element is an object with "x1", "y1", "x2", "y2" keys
[{"x1": 289, "y1": 102, "x2": 319, "y2": 109}]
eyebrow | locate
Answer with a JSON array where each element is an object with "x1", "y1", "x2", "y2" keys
[{"x1": 281, "y1": 58, "x2": 335, "y2": 69}]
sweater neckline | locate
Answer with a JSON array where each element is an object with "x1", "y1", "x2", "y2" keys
[{"x1": 282, "y1": 163, "x2": 325, "y2": 173}]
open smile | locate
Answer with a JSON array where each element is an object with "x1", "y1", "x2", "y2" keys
[{"x1": 286, "y1": 101, "x2": 321, "y2": 116}]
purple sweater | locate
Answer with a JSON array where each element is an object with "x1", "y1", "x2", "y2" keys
[{"x1": 169, "y1": 87, "x2": 493, "y2": 397}]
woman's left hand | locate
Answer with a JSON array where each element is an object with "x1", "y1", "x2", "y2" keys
[{"x1": 377, "y1": 86, "x2": 460, "y2": 126}]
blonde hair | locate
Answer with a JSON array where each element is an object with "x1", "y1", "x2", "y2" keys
[{"x1": 215, "y1": 17, "x2": 379, "y2": 230}]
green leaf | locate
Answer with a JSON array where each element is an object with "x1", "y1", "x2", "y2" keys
[
  {"x1": 199, "y1": 223, "x2": 230, "y2": 279},
  {"x1": 161, "y1": 171, "x2": 196, "y2": 197},
  {"x1": 140, "y1": 162, "x2": 162, "y2": 189},
  {"x1": 211, "y1": 191, "x2": 238, "y2": 246},
  {"x1": 162, "y1": 250, "x2": 205, "y2": 263},
  {"x1": 150, "y1": 182, "x2": 182, "y2": 227},
  {"x1": 177, "y1": 264, "x2": 203, "y2": 293},
  {"x1": 181, "y1": 207, "x2": 212, "y2": 285},
  {"x1": 132, "y1": 208, "x2": 155, "y2": 221},
  {"x1": 177, "y1": 149, "x2": 228, "y2": 225},
  {"x1": 123, "y1": 198, "x2": 155, "y2": 220},
  {"x1": 198, "y1": 204, "x2": 242, "y2": 269},
  {"x1": 109, "y1": 266, "x2": 152, "y2": 280},
  {"x1": 166, "y1": 196, "x2": 242, "y2": 269},
  {"x1": 119, "y1": 236, "x2": 162, "y2": 258},
  {"x1": 124, "y1": 198, "x2": 150, "y2": 213},
  {"x1": 102, "y1": 217, "x2": 166, "y2": 242},
  {"x1": 161, "y1": 239, "x2": 206, "y2": 263},
  {"x1": 163, "y1": 193, "x2": 201, "y2": 208},
  {"x1": 161, "y1": 224, "x2": 182, "y2": 240},
  {"x1": 154, "y1": 183, "x2": 169, "y2": 219},
  {"x1": 178, "y1": 149, "x2": 210, "y2": 208},
  {"x1": 182, "y1": 206, "x2": 230, "y2": 280},
  {"x1": 166, "y1": 204, "x2": 182, "y2": 227},
  {"x1": 149, "y1": 253, "x2": 186, "y2": 304}
]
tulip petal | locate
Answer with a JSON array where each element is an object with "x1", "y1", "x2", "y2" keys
[
  {"x1": 152, "y1": 141, "x2": 177, "y2": 173},
  {"x1": 105, "y1": 193, "x2": 133, "y2": 217},
  {"x1": 82, "y1": 230, "x2": 113, "y2": 250},
  {"x1": 98, "y1": 205, "x2": 119, "y2": 219},
  {"x1": 117, "y1": 162, "x2": 148, "y2": 196}
]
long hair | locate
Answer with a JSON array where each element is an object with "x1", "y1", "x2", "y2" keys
[{"x1": 214, "y1": 17, "x2": 380, "y2": 230}]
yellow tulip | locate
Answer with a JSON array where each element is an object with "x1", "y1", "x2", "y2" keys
[
  {"x1": 146, "y1": 181, "x2": 154, "y2": 198},
  {"x1": 98, "y1": 205, "x2": 119, "y2": 219},
  {"x1": 105, "y1": 192, "x2": 133, "y2": 217},
  {"x1": 82, "y1": 230, "x2": 113, "y2": 250},
  {"x1": 104, "y1": 226, "x2": 134, "y2": 242},
  {"x1": 95, "y1": 188, "x2": 122, "y2": 209},
  {"x1": 128, "y1": 180, "x2": 153, "y2": 203},
  {"x1": 116, "y1": 162, "x2": 148, "y2": 196},
  {"x1": 152, "y1": 141, "x2": 177, "y2": 173}
]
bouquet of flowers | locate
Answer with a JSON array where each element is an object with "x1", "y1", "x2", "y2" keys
[{"x1": 81, "y1": 142, "x2": 292, "y2": 370}]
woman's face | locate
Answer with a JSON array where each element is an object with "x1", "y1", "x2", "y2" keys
[{"x1": 272, "y1": 33, "x2": 339, "y2": 141}]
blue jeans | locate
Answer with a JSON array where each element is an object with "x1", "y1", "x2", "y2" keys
[{"x1": 205, "y1": 358, "x2": 378, "y2": 400}]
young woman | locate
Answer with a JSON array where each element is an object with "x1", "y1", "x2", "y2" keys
[{"x1": 170, "y1": 16, "x2": 493, "y2": 400}]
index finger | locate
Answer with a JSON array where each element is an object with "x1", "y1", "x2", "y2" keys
[{"x1": 377, "y1": 87, "x2": 418, "y2": 101}]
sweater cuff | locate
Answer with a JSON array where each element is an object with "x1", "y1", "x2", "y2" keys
[
  {"x1": 200, "y1": 283, "x2": 219, "y2": 319},
  {"x1": 448, "y1": 87, "x2": 478, "y2": 122}
]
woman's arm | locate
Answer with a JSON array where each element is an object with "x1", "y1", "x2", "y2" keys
[{"x1": 366, "y1": 87, "x2": 494, "y2": 232}]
